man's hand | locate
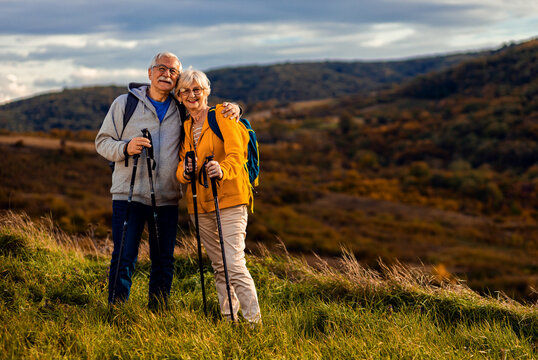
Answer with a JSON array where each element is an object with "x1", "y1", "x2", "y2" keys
[
  {"x1": 126, "y1": 137, "x2": 151, "y2": 155},
  {"x1": 221, "y1": 102, "x2": 241, "y2": 121}
]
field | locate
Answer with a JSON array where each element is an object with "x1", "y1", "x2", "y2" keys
[
  {"x1": 1, "y1": 212, "x2": 536, "y2": 359},
  {"x1": 1, "y1": 135, "x2": 536, "y2": 304}
]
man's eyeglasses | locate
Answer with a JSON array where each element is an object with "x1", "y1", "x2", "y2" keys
[
  {"x1": 179, "y1": 87, "x2": 204, "y2": 96},
  {"x1": 152, "y1": 64, "x2": 180, "y2": 77}
]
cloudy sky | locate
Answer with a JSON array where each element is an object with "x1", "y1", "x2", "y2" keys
[{"x1": 0, "y1": 0, "x2": 536, "y2": 104}]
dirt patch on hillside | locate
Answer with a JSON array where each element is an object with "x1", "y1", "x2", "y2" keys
[
  {"x1": 312, "y1": 193, "x2": 492, "y2": 227},
  {"x1": 0, "y1": 135, "x2": 96, "y2": 152}
]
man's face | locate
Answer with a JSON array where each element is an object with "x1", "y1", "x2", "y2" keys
[{"x1": 148, "y1": 56, "x2": 181, "y2": 93}]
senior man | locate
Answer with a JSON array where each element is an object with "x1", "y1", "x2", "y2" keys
[{"x1": 96, "y1": 52, "x2": 240, "y2": 308}]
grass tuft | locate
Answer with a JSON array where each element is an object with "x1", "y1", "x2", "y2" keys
[{"x1": 0, "y1": 231, "x2": 28, "y2": 256}]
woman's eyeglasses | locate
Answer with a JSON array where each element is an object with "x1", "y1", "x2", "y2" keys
[{"x1": 179, "y1": 88, "x2": 203, "y2": 96}]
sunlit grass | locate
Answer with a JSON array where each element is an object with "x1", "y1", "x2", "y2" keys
[{"x1": 1, "y1": 211, "x2": 536, "y2": 359}]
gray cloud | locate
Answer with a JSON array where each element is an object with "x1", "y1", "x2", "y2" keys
[
  {"x1": 33, "y1": 78, "x2": 68, "y2": 88},
  {"x1": 0, "y1": 0, "x2": 536, "y2": 103},
  {"x1": 0, "y1": 0, "x2": 503, "y2": 35}
]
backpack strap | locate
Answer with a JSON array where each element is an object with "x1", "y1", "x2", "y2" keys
[
  {"x1": 121, "y1": 92, "x2": 139, "y2": 139},
  {"x1": 176, "y1": 99, "x2": 187, "y2": 149},
  {"x1": 207, "y1": 107, "x2": 221, "y2": 159},
  {"x1": 207, "y1": 107, "x2": 223, "y2": 141},
  {"x1": 207, "y1": 106, "x2": 255, "y2": 212},
  {"x1": 121, "y1": 92, "x2": 139, "y2": 167},
  {"x1": 122, "y1": 82, "x2": 148, "y2": 135},
  {"x1": 176, "y1": 99, "x2": 187, "y2": 121}
]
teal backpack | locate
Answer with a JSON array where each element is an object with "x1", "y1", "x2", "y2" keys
[{"x1": 207, "y1": 106, "x2": 260, "y2": 188}]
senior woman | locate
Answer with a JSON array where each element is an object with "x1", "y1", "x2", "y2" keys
[{"x1": 176, "y1": 69, "x2": 261, "y2": 325}]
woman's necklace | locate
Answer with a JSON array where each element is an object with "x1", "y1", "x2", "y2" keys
[{"x1": 191, "y1": 107, "x2": 208, "y2": 125}]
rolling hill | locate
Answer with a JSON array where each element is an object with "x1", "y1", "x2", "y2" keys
[
  {"x1": 1, "y1": 38, "x2": 537, "y2": 302},
  {"x1": 0, "y1": 47, "x2": 492, "y2": 132},
  {"x1": 270, "y1": 38, "x2": 538, "y2": 173}
]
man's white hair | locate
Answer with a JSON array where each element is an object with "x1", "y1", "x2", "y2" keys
[{"x1": 149, "y1": 52, "x2": 182, "y2": 72}]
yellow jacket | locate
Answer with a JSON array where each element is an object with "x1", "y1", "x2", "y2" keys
[{"x1": 177, "y1": 104, "x2": 251, "y2": 214}]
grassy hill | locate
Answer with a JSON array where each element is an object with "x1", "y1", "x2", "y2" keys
[
  {"x1": 1, "y1": 138, "x2": 536, "y2": 304},
  {"x1": 1, "y1": 212, "x2": 536, "y2": 359},
  {"x1": 0, "y1": 38, "x2": 537, "y2": 306},
  {"x1": 0, "y1": 49, "x2": 488, "y2": 132}
]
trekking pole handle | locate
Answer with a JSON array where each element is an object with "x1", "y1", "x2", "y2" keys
[
  {"x1": 141, "y1": 128, "x2": 152, "y2": 146},
  {"x1": 206, "y1": 155, "x2": 218, "y2": 195},
  {"x1": 186, "y1": 151, "x2": 196, "y2": 178},
  {"x1": 141, "y1": 128, "x2": 150, "y2": 148},
  {"x1": 140, "y1": 128, "x2": 156, "y2": 169}
]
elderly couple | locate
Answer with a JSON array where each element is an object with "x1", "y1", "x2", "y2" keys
[{"x1": 95, "y1": 52, "x2": 261, "y2": 325}]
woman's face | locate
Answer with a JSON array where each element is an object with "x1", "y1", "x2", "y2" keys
[{"x1": 178, "y1": 82, "x2": 208, "y2": 113}]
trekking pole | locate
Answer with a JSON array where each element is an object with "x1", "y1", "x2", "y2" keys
[
  {"x1": 206, "y1": 155, "x2": 235, "y2": 322},
  {"x1": 141, "y1": 129, "x2": 160, "y2": 257},
  {"x1": 186, "y1": 151, "x2": 207, "y2": 315},
  {"x1": 111, "y1": 149, "x2": 140, "y2": 304}
]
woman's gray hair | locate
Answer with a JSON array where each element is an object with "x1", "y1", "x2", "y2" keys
[
  {"x1": 149, "y1": 52, "x2": 182, "y2": 72},
  {"x1": 176, "y1": 68, "x2": 211, "y2": 98}
]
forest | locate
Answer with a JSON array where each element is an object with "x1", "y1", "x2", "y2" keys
[{"x1": 0, "y1": 39, "x2": 536, "y2": 303}]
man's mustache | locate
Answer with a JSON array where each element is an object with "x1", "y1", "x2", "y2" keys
[{"x1": 158, "y1": 76, "x2": 172, "y2": 84}]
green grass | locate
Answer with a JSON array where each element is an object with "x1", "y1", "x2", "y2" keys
[{"x1": 0, "y1": 212, "x2": 536, "y2": 359}]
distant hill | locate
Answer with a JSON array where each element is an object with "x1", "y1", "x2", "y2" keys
[
  {"x1": 399, "y1": 39, "x2": 538, "y2": 99},
  {"x1": 207, "y1": 52, "x2": 482, "y2": 103},
  {"x1": 276, "y1": 38, "x2": 538, "y2": 173},
  {"x1": 0, "y1": 86, "x2": 126, "y2": 132},
  {"x1": 388, "y1": 39, "x2": 538, "y2": 171},
  {"x1": 0, "y1": 49, "x2": 489, "y2": 132}
]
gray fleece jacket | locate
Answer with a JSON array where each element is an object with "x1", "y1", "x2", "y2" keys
[{"x1": 95, "y1": 85, "x2": 183, "y2": 206}]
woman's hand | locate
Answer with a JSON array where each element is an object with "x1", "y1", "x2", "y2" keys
[
  {"x1": 206, "y1": 160, "x2": 223, "y2": 180},
  {"x1": 221, "y1": 102, "x2": 241, "y2": 121},
  {"x1": 184, "y1": 156, "x2": 198, "y2": 178}
]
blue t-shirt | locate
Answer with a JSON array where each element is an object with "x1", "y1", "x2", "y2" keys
[{"x1": 148, "y1": 95, "x2": 172, "y2": 123}]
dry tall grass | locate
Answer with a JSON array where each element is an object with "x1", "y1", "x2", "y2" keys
[{"x1": 1, "y1": 211, "x2": 537, "y2": 359}]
